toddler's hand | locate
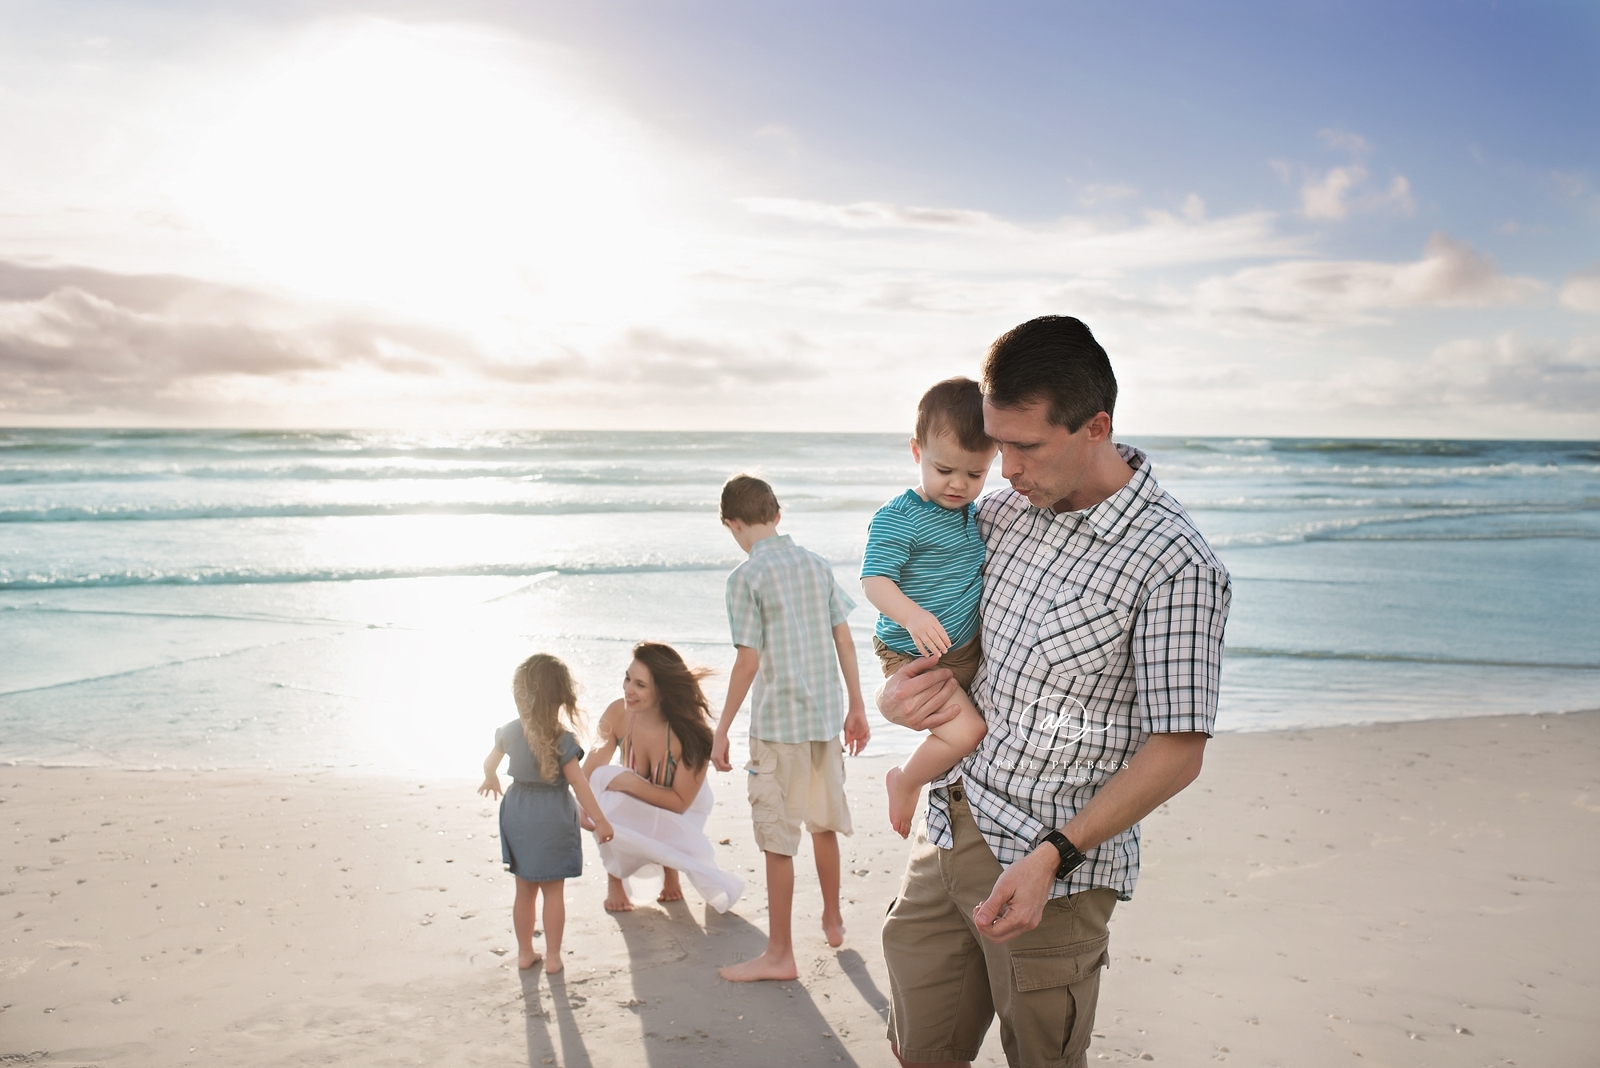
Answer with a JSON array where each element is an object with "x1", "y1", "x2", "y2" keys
[
  {"x1": 477, "y1": 775, "x2": 503, "y2": 799},
  {"x1": 907, "y1": 610, "x2": 952, "y2": 658}
]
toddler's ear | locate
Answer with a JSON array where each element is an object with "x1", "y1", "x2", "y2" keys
[{"x1": 909, "y1": 438, "x2": 922, "y2": 463}]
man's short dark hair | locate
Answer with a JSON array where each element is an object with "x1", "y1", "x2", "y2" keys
[
  {"x1": 981, "y1": 315, "x2": 1117, "y2": 432},
  {"x1": 720, "y1": 473, "x2": 780, "y2": 525},
  {"x1": 914, "y1": 377, "x2": 992, "y2": 453}
]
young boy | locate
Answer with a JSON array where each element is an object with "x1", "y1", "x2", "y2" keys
[
  {"x1": 710, "y1": 474, "x2": 871, "y2": 982},
  {"x1": 862, "y1": 377, "x2": 995, "y2": 837}
]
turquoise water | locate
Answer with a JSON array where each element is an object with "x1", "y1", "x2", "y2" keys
[{"x1": 1, "y1": 430, "x2": 1595, "y2": 774}]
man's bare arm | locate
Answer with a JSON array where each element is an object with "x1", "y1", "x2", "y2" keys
[
  {"x1": 973, "y1": 732, "x2": 1207, "y2": 944},
  {"x1": 875, "y1": 654, "x2": 964, "y2": 733}
]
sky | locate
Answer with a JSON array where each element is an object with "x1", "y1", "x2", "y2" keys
[{"x1": 0, "y1": 0, "x2": 1596, "y2": 436}]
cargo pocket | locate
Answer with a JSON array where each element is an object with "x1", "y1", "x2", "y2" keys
[
  {"x1": 746, "y1": 745, "x2": 780, "y2": 812},
  {"x1": 1009, "y1": 934, "x2": 1111, "y2": 1064}
]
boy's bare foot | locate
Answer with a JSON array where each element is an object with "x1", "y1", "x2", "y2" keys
[
  {"x1": 544, "y1": 955, "x2": 564, "y2": 975},
  {"x1": 886, "y1": 765, "x2": 919, "y2": 838},
  {"x1": 719, "y1": 949, "x2": 799, "y2": 983},
  {"x1": 518, "y1": 948, "x2": 542, "y2": 970},
  {"x1": 822, "y1": 912, "x2": 845, "y2": 948},
  {"x1": 604, "y1": 876, "x2": 633, "y2": 912}
]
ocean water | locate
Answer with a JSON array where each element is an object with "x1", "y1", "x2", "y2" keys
[{"x1": 1, "y1": 429, "x2": 1596, "y2": 776}]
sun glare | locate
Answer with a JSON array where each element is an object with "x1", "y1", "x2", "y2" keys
[{"x1": 171, "y1": 21, "x2": 682, "y2": 333}]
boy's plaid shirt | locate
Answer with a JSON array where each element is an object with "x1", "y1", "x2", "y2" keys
[
  {"x1": 927, "y1": 445, "x2": 1230, "y2": 901},
  {"x1": 726, "y1": 534, "x2": 856, "y2": 743}
]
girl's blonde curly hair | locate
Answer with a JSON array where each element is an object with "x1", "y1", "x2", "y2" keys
[{"x1": 511, "y1": 653, "x2": 583, "y2": 782}]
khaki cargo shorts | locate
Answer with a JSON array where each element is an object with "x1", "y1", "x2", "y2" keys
[
  {"x1": 882, "y1": 782, "x2": 1116, "y2": 1067},
  {"x1": 746, "y1": 736, "x2": 852, "y2": 856},
  {"x1": 873, "y1": 631, "x2": 982, "y2": 691}
]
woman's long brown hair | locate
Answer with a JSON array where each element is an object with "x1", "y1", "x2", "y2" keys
[
  {"x1": 512, "y1": 653, "x2": 583, "y2": 782},
  {"x1": 630, "y1": 642, "x2": 714, "y2": 774}
]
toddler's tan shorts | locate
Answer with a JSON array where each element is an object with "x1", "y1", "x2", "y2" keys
[{"x1": 872, "y1": 631, "x2": 982, "y2": 690}]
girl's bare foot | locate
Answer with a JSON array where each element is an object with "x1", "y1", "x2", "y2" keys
[
  {"x1": 822, "y1": 912, "x2": 845, "y2": 948},
  {"x1": 886, "y1": 766, "x2": 919, "y2": 838},
  {"x1": 517, "y1": 948, "x2": 542, "y2": 970},
  {"x1": 544, "y1": 954, "x2": 564, "y2": 975},
  {"x1": 718, "y1": 948, "x2": 799, "y2": 982},
  {"x1": 657, "y1": 868, "x2": 684, "y2": 903},
  {"x1": 604, "y1": 875, "x2": 633, "y2": 912}
]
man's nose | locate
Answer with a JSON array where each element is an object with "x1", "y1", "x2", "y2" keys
[{"x1": 1000, "y1": 447, "x2": 1022, "y2": 480}]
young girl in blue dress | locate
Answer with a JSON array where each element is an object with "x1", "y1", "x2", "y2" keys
[{"x1": 479, "y1": 653, "x2": 614, "y2": 973}]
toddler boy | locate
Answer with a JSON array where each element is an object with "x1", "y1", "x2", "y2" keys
[
  {"x1": 862, "y1": 377, "x2": 995, "y2": 837},
  {"x1": 711, "y1": 474, "x2": 871, "y2": 982}
]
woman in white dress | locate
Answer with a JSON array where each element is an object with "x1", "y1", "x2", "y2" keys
[{"x1": 583, "y1": 642, "x2": 743, "y2": 913}]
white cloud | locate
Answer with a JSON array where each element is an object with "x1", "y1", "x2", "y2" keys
[
  {"x1": 1077, "y1": 183, "x2": 1137, "y2": 207},
  {"x1": 1190, "y1": 234, "x2": 1545, "y2": 328},
  {"x1": 1323, "y1": 333, "x2": 1600, "y2": 415},
  {"x1": 1301, "y1": 163, "x2": 1366, "y2": 220},
  {"x1": 1551, "y1": 170, "x2": 1589, "y2": 199},
  {"x1": 0, "y1": 262, "x2": 482, "y2": 411},
  {"x1": 736, "y1": 196, "x2": 1304, "y2": 275},
  {"x1": 1300, "y1": 165, "x2": 1414, "y2": 220},
  {"x1": 1317, "y1": 128, "x2": 1373, "y2": 156},
  {"x1": 1291, "y1": 130, "x2": 1415, "y2": 220},
  {"x1": 0, "y1": 259, "x2": 831, "y2": 419},
  {"x1": 1559, "y1": 264, "x2": 1600, "y2": 313},
  {"x1": 479, "y1": 326, "x2": 819, "y2": 388},
  {"x1": 740, "y1": 197, "x2": 1008, "y2": 233}
]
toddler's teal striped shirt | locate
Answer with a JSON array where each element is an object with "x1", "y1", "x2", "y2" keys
[{"x1": 861, "y1": 489, "x2": 985, "y2": 654}]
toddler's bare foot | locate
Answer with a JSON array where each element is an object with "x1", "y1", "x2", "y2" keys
[
  {"x1": 658, "y1": 868, "x2": 685, "y2": 903},
  {"x1": 886, "y1": 765, "x2": 919, "y2": 838},
  {"x1": 604, "y1": 875, "x2": 633, "y2": 912},
  {"x1": 544, "y1": 954, "x2": 564, "y2": 975},
  {"x1": 822, "y1": 912, "x2": 845, "y2": 948},
  {"x1": 719, "y1": 949, "x2": 799, "y2": 983},
  {"x1": 517, "y1": 948, "x2": 542, "y2": 970}
]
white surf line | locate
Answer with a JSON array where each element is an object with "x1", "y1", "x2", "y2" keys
[
  {"x1": 1224, "y1": 646, "x2": 1600, "y2": 671},
  {"x1": 477, "y1": 570, "x2": 561, "y2": 603},
  {"x1": 2, "y1": 604, "x2": 358, "y2": 627},
  {"x1": 0, "y1": 628, "x2": 361, "y2": 698}
]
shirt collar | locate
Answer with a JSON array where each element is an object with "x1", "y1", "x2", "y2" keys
[
  {"x1": 748, "y1": 533, "x2": 792, "y2": 557},
  {"x1": 904, "y1": 487, "x2": 974, "y2": 518},
  {"x1": 1049, "y1": 443, "x2": 1156, "y2": 542}
]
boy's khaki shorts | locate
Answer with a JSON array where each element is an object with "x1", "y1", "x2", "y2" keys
[
  {"x1": 746, "y1": 736, "x2": 852, "y2": 856},
  {"x1": 882, "y1": 782, "x2": 1115, "y2": 1067},
  {"x1": 873, "y1": 631, "x2": 982, "y2": 691}
]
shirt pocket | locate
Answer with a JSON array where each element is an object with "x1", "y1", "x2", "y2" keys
[{"x1": 1034, "y1": 596, "x2": 1127, "y2": 679}]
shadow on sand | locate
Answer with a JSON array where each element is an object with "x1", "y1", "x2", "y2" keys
[
  {"x1": 611, "y1": 899, "x2": 864, "y2": 1067},
  {"x1": 520, "y1": 965, "x2": 595, "y2": 1068}
]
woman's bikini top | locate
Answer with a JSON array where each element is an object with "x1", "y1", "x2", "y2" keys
[{"x1": 621, "y1": 719, "x2": 678, "y2": 788}]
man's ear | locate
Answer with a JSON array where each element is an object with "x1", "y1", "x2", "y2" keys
[{"x1": 1085, "y1": 411, "x2": 1113, "y2": 444}]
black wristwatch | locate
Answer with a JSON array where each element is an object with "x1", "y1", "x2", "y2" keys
[{"x1": 1036, "y1": 829, "x2": 1088, "y2": 880}]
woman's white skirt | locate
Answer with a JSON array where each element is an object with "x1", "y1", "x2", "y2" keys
[{"x1": 588, "y1": 764, "x2": 745, "y2": 913}]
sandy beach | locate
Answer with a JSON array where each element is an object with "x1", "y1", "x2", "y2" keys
[{"x1": 4, "y1": 708, "x2": 1596, "y2": 1067}]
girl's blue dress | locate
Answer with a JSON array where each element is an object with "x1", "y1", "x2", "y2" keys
[{"x1": 495, "y1": 722, "x2": 584, "y2": 881}]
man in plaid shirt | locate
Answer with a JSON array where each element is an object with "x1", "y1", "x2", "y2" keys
[{"x1": 879, "y1": 316, "x2": 1231, "y2": 1068}]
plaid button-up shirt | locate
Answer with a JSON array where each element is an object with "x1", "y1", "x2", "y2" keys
[
  {"x1": 727, "y1": 534, "x2": 857, "y2": 743},
  {"x1": 928, "y1": 444, "x2": 1230, "y2": 900}
]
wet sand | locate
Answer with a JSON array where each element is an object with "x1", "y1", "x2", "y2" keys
[{"x1": 3, "y1": 709, "x2": 1596, "y2": 1066}]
